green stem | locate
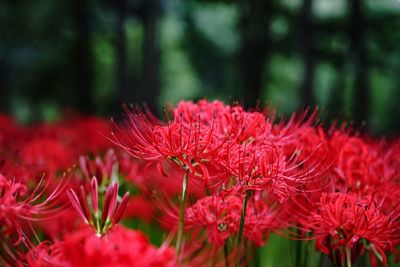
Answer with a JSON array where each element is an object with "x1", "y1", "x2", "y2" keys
[
  {"x1": 236, "y1": 191, "x2": 250, "y2": 267},
  {"x1": 327, "y1": 237, "x2": 337, "y2": 267},
  {"x1": 295, "y1": 235, "x2": 302, "y2": 267},
  {"x1": 302, "y1": 240, "x2": 310, "y2": 267},
  {"x1": 253, "y1": 245, "x2": 260, "y2": 267},
  {"x1": 370, "y1": 244, "x2": 383, "y2": 262},
  {"x1": 346, "y1": 246, "x2": 352, "y2": 267},
  {"x1": 237, "y1": 192, "x2": 250, "y2": 245},
  {"x1": 317, "y1": 252, "x2": 324, "y2": 267},
  {"x1": 224, "y1": 240, "x2": 229, "y2": 267},
  {"x1": 94, "y1": 212, "x2": 101, "y2": 236},
  {"x1": 176, "y1": 171, "x2": 189, "y2": 257}
]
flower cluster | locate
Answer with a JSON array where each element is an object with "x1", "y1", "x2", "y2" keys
[
  {"x1": 112, "y1": 101, "x2": 332, "y2": 198},
  {"x1": 289, "y1": 131, "x2": 400, "y2": 266},
  {"x1": 112, "y1": 100, "x2": 335, "y2": 264},
  {"x1": 0, "y1": 100, "x2": 399, "y2": 267},
  {"x1": 27, "y1": 225, "x2": 176, "y2": 267}
]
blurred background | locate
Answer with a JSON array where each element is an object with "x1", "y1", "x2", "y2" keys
[{"x1": 1, "y1": 0, "x2": 400, "y2": 135}]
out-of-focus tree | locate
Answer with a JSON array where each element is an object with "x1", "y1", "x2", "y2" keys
[
  {"x1": 348, "y1": 0, "x2": 369, "y2": 128},
  {"x1": 299, "y1": 0, "x2": 315, "y2": 107},
  {"x1": 237, "y1": 0, "x2": 272, "y2": 108},
  {"x1": 114, "y1": 0, "x2": 129, "y2": 111},
  {"x1": 72, "y1": 0, "x2": 94, "y2": 114}
]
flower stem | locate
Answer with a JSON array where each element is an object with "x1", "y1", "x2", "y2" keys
[
  {"x1": 224, "y1": 240, "x2": 229, "y2": 267},
  {"x1": 346, "y1": 246, "x2": 352, "y2": 267},
  {"x1": 176, "y1": 171, "x2": 189, "y2": 257},
  {"x1": 302, "y1": 239, "x2": 311, "y2": 267},
  {"x1": 253, "y1": 245, "x2": 261, "y2": 267},
  {"x1": 295, "y1": 228, "x2": 302, "y2": 267},
  {"x1": 237, "y1": 191, "x2": 250, "y2": 245},
  {"x1": 236, "y1": 191, "x2": 250, "y2": 267}
]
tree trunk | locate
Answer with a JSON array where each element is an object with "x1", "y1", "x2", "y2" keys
[
  {"x1": 326, "y1": 61, "x2": 346, "y2": 123},
  {"x1": 115, "y1": 0, "x2": 128, "y2": 110},
  {"x1": 349, "y1": 0, "x2": 369, "y2": 128},
  {"x1": 72, "y1": 0, "x2": 93, "y2": 114},
  {"x1": 139, "y1": 0, "x2": 160, "y2": 115},
  {"x1": 238, "y1": 0, "x2": 272, "y2": 109},
  {"x1": 299, "y1": 0, "x2": 315, "y2": 108},
  {"x1": 0, "y1": 61, "x2": 8, "y2": 112}
]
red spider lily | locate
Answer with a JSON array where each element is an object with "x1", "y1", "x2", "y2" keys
[
  {"x1": 258, "y1": 117, "x2": 334, "y2": 201},
  {"x1": 66, "y1": 177, "x2": 129, "y2": 235},
  {"x1": 0, "y1": 116, "x2": 114, "y2": 188},
  {"x1": 259, "y1": 142, "x2": 333, "y2": 201},
  {"x1": 161, "y1": 193, "x2": 281, "y2": 247},
  {"x1": 2, "y1": 102, "x2": 400, "y2": 267},
  {"x1": 110, "y1": 102, "x2": 231, "y2": 186},
  {"x1": 385, "y1": 139, "x2": 400, "y2": 182},
  {"x1": 26, "y1": 225, "x2": 177, "y2": 267},
  {"x1": 330, "y1": 133, "x2": 382, "y2": 192},
  {"x1": 173, "y1": 100, "x2": 271, "y2": 143},
  {"x1": 26, "y1": 116, "x2": 111, "y2": 154},
  {"x1": 216, "y1": 129, "x2": 333, "y2": 202},
  {"x1": 172, "y1": 100, "x2": 231, "y2": 126},
  {"x1": 0, "y1": 160, "x2": 33, "y2": 185},
  {"x1": 293, "y1": 192, "x2": 400, "y2": 267},
  {"x1": 0, "y1": 173, "x2": 69, "y2": 239},
  {"x1": 71, "y1": 116, "x2": 113, "y2": 152},
  {"x1": 20, "y1": 138, "x2": 74, "y2": 177},
  {"x1": 26, "y1": 240, "x2": 64, "y2": 267},
  {"x1": 326, "y1": 129, "x2": 400, "y2": 194},
  {"x1": 0, "y1": 173, "x2": 69, "y2": 265},
  {"x1": 78, "y1": 149, "x2": 119, "y2": 184},
  {"x1": 0, "y1": 114, "x2": 23, "y2": 149},
  {"x1": 0, "y1": 174, "x2": 31, "y2": 247},
  {"x1": 123, "y1": 195, "x2": 156, "y2": 222},
  {"x1": 112, "y1": 101, "x2": 332, "y2": 194}
]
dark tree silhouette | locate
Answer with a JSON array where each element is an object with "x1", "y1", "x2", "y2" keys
[
  {"x1": 349, "y1": 0, "x2": 369, "y2": 128},
  {"x1": 115, "y1": 0, "x2": 128, "y2": 109},
  {"x1": 139, "y1": 0, "x2": 161, "y2": 114},
  {"x1": 299, "y1": 0, "x2": 315, "y2": 107},
  {"x1": 72, "y1": 0, "x2": 93, "y2": 113},
  {"x1": 238, "y1": 0, "x2": 272, "y2": 108},
  {"x1": 0, "y1": 61, "x2": 8, "y2": 112}
]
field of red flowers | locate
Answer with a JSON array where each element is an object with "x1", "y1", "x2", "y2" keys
[{"x1": 1, "y1": 100, "x2": 399, "y2": 267}]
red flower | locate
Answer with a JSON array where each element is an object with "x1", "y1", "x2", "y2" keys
[
  {"x1": 0, "y1": 173, "x2": 68, "y2": 265},
  {"x1": 123, "y1": 195, "x2": 156, "y2": 222},
  {"x1": 0, "y1": 173, "x2": 31, "y2": 245},
  {"x1": 78, "y1": 149, "x2": 119, "y2": 185},
  {"x1": 111, "y1": 101, "x2": 229, "y2": 186},
  {"x1": 72, "y1": 117, "x2": 112, "y2": 152},
  {"x1": 329, "y1": 131, "x2": 399, "y2": 193},
  {"x1": 67, "y1": 177, "x2": 129, "y2": 235},
  {"x1": 27, "y1": 225, "x2": 176, "y2": 267},
  {"x1": 295, "y1": 192, "x2": 400, "y2": 267},
  {"x1": 0, "y1": 114, "x2": 22, "y2": 149},
  {"x1": 216, "y1": 119, "x2": 333, "y2": 202},
  {"x1": 162, "y1": 193, "x2": 281, "y2": 247},
  {"x1": 0, "y1": 173, "x2": 68, "y2": 232},
  {"x1": 20, "y1": 138, "x2": 74, "y2": 177}
]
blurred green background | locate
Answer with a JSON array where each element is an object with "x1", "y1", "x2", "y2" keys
[{"x1": 1, "y1": 0, "x2": 400, "y2": 135}]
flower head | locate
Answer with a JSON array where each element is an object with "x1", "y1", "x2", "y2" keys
[
  {"x1": 27, "y1": 225, "x2": 176, "y2": 267},
  {"x1": 294, "y1": 192, "x2": 400, "y2": 267},
  {"x1": 0, "y1": 173, "x2": 69, "y2": 264},
  {"x1": 162, "y1": 193, "x2": 281, "y2": 247},
  {"x1": 67, "y1": 177, "x2": 129, "y2": 236},
  {"x1": 111, "y1": 102, "x2": 230, "y2": 186}
]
